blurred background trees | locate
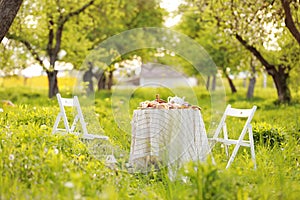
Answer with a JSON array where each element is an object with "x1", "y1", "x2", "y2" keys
[
  {"x1": 1, "y1": 0, "x2": 165, "y2": 98},
  {"x1": 0, "y1": 0, "x2": 299, "y2": 103},
  {"x1": 177, "y1": 0, "x2": 299, "y2": 103}
]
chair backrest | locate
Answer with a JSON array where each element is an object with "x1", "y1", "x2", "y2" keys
[
  {"x1": 226, "y1": 106, "x2": 256, "y2": 118},
  {"x1": 54, "y1": 94, "x2": 72, "y2": 133},
  {"x1": 53, "y1": 93, "x2": 88, "y2": 134},
  {"x1": 58, "y1": 95, "x2": 75, "y2": 107},
  {"x1": 212, "y1": 104, "x2": 257, "y2": 139}
]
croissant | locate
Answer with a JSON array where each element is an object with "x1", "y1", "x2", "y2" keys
[{"x1": 191, "y1": 105, "x2": 201, "y2": 110}]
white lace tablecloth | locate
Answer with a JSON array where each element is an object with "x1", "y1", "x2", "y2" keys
[{"x1": 129, "y1": 109, "x2": 210, "y2": 171}]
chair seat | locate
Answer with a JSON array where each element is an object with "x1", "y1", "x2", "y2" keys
[
  {"x1": 209, "y1": 138, "x2": 251, "y2": 147},
  {"x1": 81, "y1": 133, "x2": 109, "y2": 140},
  {"x1": 53, "y1": 130, "x2": 109, "y2": 140}
]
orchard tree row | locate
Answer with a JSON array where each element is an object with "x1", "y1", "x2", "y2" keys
[{"x1": 0, "y1": 0, "x2": 299, "y2": 103}]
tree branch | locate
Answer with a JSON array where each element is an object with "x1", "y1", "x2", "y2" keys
[
  {"x1": 47, "y1": 16, "x2": 54, "y2": 58},
  {"x1": 280, "y1": 0, "x2": 300, "y2": 45},
  {"x1": 6, "y1": 33, "x2": 46, "y2": 69},
  {"x1": 235, "y1": 34, "x2": 276, "y2": 74},
  {"x1": 61, "y1": 0, "x2": 95, "y2": 24},
  {"x1": 53, "y1": 0, "x2": 95, "y2": 58}
]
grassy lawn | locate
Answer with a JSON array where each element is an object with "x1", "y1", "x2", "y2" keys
[{"x1": 0, "y1": 77, "x2": 299, "y2": 199}]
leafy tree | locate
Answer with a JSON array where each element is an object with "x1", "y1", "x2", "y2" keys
[
  {"x1": 180, "y1": 0, "x2": 300, "y2": 103},
  {"x1": 0, "y1": 39, "x2": 28, "y2": 74},
  {"x1": 280, "y1": 0, "x2": 300, "y2": 44},
  {"x1": 176, "y1": 5, "x2": 249, "y2": 93},
  {"x1": 6, "y1": 0, "x2": 97, "y2": 98},
  {"x1": 86, "y1": 0, "x2": 166, "y2": 91},
  {"x1": 231, "y1": 0, "x2": 299, "y2": 103},
  {"x1": 0, "y1": 0, "x2": 23, "y2": 42},
  {"x1": 5, "y1": 0, "x2": 166, "y2": 96}
]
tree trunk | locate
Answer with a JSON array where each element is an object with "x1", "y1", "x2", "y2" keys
[
  {"x1": 280, "y1": 0, "x2": 300, "y2": 45},
  {"x1": 235, "y1": 34, "x2": 292, "y2": 103},
  {"x1": 247, "y1": 57, "x2": 256, "y2": 99},
  {"x1": 97, "y1": 71, "x2": 106, "y2": 91},
  {"x1": 262, "y1": 71, "x2": 267, "y2": 88},
  {"x1": 107, "y1": 70, "x2": 113, "y2": 90},
  {"x1": 225, "y1": 74, "x2": 237, "y2": 93},
  {"x1": 206, "y1": 75, "x2": 211, "y2": 90},
  {"x1": 211, "y1": 75, "x2": 216, "y2": 91},
  {"x1": 269, "y1": 65, "x2": 291, "y2": 103},
  {"x1": 47, "y1": 70, "x2": 59, "y2": 98},
  {"x1": 247, "y1": 78, "x2": 256, "y2": 99},
  {"x1": 83, "y1": 67, "x2": 94, "y2": 94},
  {"x1": 0, "y1": 0, "x2": 23, "y2": 42}
]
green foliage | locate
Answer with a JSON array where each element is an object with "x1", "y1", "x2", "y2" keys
[
  {"x1": 0, "y1": 106, "x2": 109, "y2": 199},
  {"x1": 5, "y1": 0, "x2": 166, "y2": 71},
  {"x1": 177, "y1": 0, "x2": 300, "y2": 103},
  {"x1": 253, "y1": 122, "x2": 286, "y2": 148},
  {"x1": 0, "y1": 40, "x2": 28, "y2": 72},
  {"x1": 0, "y1": 85, "x2": 300, "y2": 199},
  {"x1": 176, "y1": 4, "x2": 249, "y2": 76},
  {"x1": 179, "y1": 163, "x2": 228, "y2": 199}
]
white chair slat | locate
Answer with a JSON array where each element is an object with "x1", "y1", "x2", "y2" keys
[
  {"x1": 60, "y1": 98, "x2": 74, "y2": 107},
  {"x1": 226, "y1": 108, "x2": 253, "y2": 117}
]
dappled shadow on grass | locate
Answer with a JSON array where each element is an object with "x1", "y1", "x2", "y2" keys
[
  {"x1": 227, "y1": 91, "x2": 300, "y2": 111},
  {"x1": 228, "y1": 96, "x2": 266, "y2": 104},
  {"x1": 0, "y1": 87, "x2": 55, "y2": 106}
]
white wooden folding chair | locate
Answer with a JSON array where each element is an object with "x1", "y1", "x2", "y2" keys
[
  {"x1": 52, "y1": 93, "x2": 109, "y2": 140},
  {"x1": 209, "y1": 104, "x2": 257, "y2": 169}
]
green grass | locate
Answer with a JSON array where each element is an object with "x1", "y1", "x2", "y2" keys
[{"x1": 0, "y1": 83, "x2": 300, "y2": 199}]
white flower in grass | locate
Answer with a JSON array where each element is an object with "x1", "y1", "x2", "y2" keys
[
  {"x1": 74, "y1": 192, "x2": 81, "y2": 200},
  {"x1": 9, "y1": 154, "x2": 15, "y2": 161},
  {"x1": 64, "y1": 181, "x2": 74, "y2": 188},
  {"x1": 54, "y1": 148, "x2": 59, "y2": 154},
  {"x1": 40, "y1": 124, "x2": 47, "y2": 129},
  {"x1": 6, "y1": 132, "x2": 12, "y2": 137}
]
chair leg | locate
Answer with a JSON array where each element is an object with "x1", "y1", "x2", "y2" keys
[
  {"x1": 70, "y1": 114, "x2": 80, "y2": 132},
  {"x1": 208, "y1": 145, "x2": 216, "y2": 165},
  {"x1": 52, "y1": 114, "x2": 61, "y2": 134},
  {"x1": 210, "y1": 152, "x2": 216, "y2": 165},
  {"x1": 207, "y1": 139, "x2": 217, "y2": 165},
  {"x1": 223, "y1": 124, "x2": 229, "y2": 157},
  {"x1": 225, "y1": 143, "x2": 241, "y2": 169},
  {"x1": 224, "y1": 145, "x2": 229, "y2": 158},
  {"x1": 249, "y1": 127, "x2": 257, "y2": 169}
]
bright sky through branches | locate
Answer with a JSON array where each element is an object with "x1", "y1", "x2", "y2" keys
[{"x1": 160, "y1": 0, "x2": 183, "y2": 27}]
